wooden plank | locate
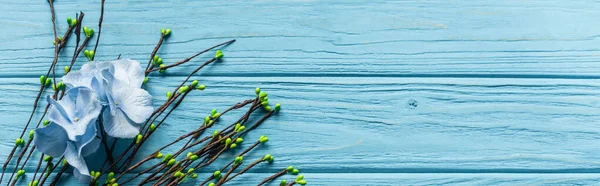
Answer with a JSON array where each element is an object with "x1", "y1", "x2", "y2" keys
[
  {"x1": 2, "y1": 0, "x2": 600, "y2": 76},
  {"x1": 11, "y1": 173, "x2": 600, "y2": 185},
  {"x1": 2, "y1": 77, "x2": 600, "y2": 173}
]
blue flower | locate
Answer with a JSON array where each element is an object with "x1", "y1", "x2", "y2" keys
[
  {"x1": 62, "y1": 59, "x2": 153, "y2": 138},
  {"x1": 34, "y1": 87, "x2": 102, "y2": 183}
]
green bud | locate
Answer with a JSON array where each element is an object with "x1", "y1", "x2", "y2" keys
[
  {"x1": 236, "y1": 138, "x2": 243, "y2": 143},
  {"x1": 280, "y1": 180, "x2": 286, "y2": 186},
  {"x1": 29, "y1": 130, "x2": 34, "y2": 139},
  {"x1": 296, "y1": 175, "x2": 304, "y2": 181},
  {"x1": 262, "y1": 96, "x2": 268, "y2": 102},
  {"x1": 43, "y1": 120, "x2": 50, "y2": 126},
  {"x1": 236, "y1": 126, "x2": 245, "y2": 133},
  {"x1": 15, "y1": 138, "x2": 23, "y2": 147},
  {"x1": 259, "y1": 91, "x2": 267, "y2": 98},
  {"x1": 108, "y1": 178, "x2": 116, "y2": 184},
  {"x1": 191, "y1": 173, "x2": 198, "y2": 179},
  {"x1": 69, "y1": 18, "x2": 77, "y2": 27},
  {"x1": 212, "y1": 130, "x2": 219, "y2": 138},
  {"x1": 208, "y1": 120, "x2": 214, "y2": 126},
  {"x1": 84, "y1": 26, "x2": 94, "y2": 38},
  {"x1": 187, "y1": 168, "x2": 195, "y2": 173},
  {"x1": 225, "y1": 138, "x2": 232, "y2": 146},
  {"x1": 208, "y1": 183, "x2": 215, "y2": 186},
  {"x1": 149, "y1": 123, "x2": 156, "y2": 132},
  {"x1": 163, "y1": 153, "x2": 173, "y2": 162},
  {"x1": 166, "y1": 91, "x2": 172, "y2": 99},
  {"x1": 64, "y1": 66, "x2": 70, "y2": 73},
  {"x1": 135, "y1": 134, "x2": 143, "y2": 144},
  {"x1": 159, "y1": 64, "x2": 166, "y2": 73},
  {"x1": 259, "y1": 135, "x2": 269, "y2": 143},
  {"x1": 268, "y1": 155, "x2": 275, "y2": 163},
  {"x1": 187, "y1": 152, "x2": 193, "y2": 158},
  {"x1": 44, "y1": 156, "x2": 52, "y2": 162},
  {"x1": 197, "y1": 84, "x2": 206, "y2": 90},
  {"x1": 229, "y1": 143, "x2": 237, "y2": 149},
  {"x1": 95, "y1": 171, "x2": 101, "y2": 178},
  {"x1": 255, "y1": 87, "x2": 261, "y2": 95},
  {"x1": 212, "y1": 113, "x2": 220, "y2": 119},
  {"x1": 286, "y1": 166, "x2": 294, "y2": 172},
  {"x1": 161, "y1": 28, "x2": 165, "y2": 35},
  {"x1": 215, "y1": 50, "x2": 223, "y2": 59},
  {"x1": 143, "y1": 77, "x2": 149, "y2": 84},
  {"x1": 167, "y1": 159, "x2": 176, "y2": 167},
  {"x1": 165, "y1": 29, "x2": 171, "y2": 36},
  {"x1": 31, "y1": 180, "x2": 39, "y2": 186},
  {"x1": 108, "y1": 172, "x2": 115, "y2": 180},
  {"x1": 264, "y1": 106, "x2": 272, "y2": 111},
  {"x1": 40, "y1": 75, "x2": 46, "y2": 85},
  {"x1": 62, "y1": 159, "x2": 67, "y2": 166},
  {"x1": 296, "y1": 180, "x2": 307, "y2": 185},
  {"x1": 84, "y1": 50, "x2": 94, "y2": 61},
  {"x1": 213, "y1": 170, "x2": 221, "y2": 178},
  {"x1": 204, "y1": 116, "x2": 210, "y2": 124},
  {"x1": 153, "y1": 55, "x2": 159, "y2": 63},
  {"x1": 234, "y1": 123, "x2": 241, "y2": 131},
  {"x1": 179, "y1": 86, "x2": 189, "y2": 93},
  {"x1": 156, "y1": 152, "x2": 164, "y2": 159},
  {"x1": 173, "y1": 171, "x2": 182, "y2": 178},
  {"x1": 17, "y1": 169, "x2": 25, "y2": 177},
  {"x1": 211, "y1": 109, "x2": 218, "y2": 116},
  {"x1": 45, "y1": 78, "x2": 52, "y2": 87},
  {"x1": 190, "y1": 155, "x2": 198, "y2": 161},
  {"x1": 291, "y1": 168, "x2": 299, "y2": 175},
  {"x1": 57, "y1": 36, "x2": 62, "y2": 42},
  {"x1": 191, "y1": 80, "x2": 198, "y2": 88},
  {"x1": 153, "y1": 57, "x2": 163, "y2": 66},
  {"x1": 261, "y1": 101, "x2": 269, "y2": 107},
  {"x1": 263, "y1": 154, "x2": 272, "y2": 161},
  {"x1": 112, "y1": 183, "x2": 118, "y2": 186},
  {"x1": 275, "y1": 103, "x2": 281, "y2": 111},
  {"x1": 67, "y1": 17, "x2": 72, "y2": 25},
  {"x1": 57, "y1": 81, "x2": 65, "y2": 90},
  {"x1": 234, "y1": 156, "x2": 243, "y2": 164}
]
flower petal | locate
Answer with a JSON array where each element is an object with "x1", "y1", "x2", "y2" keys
[
  {"x1": 47, "y1": 96, "x2": 76, "y2": 140},
  {"x1": 91, "y1": 76, "x2": 110, "y2": 104},
  {"x1": 34, "y1": 123, "x2": 68, "y2": 158},
  {"x1": 112, "y1": 59, "x2": 144, "y2": 88},
  {"x1": 102, "y1": 108, "x2": 140, "y2": 138},
  {"x1": 71, "y1": 88, "x2": 102, "y2": 136},
  {"x1": 64, "y1": 142, "x2": 91, "y2": 183},
  {"x1": 74, "y1": 117, "x2": 100, "y2": 157},
  {"x1": 61, "y1": 71, "x2": 94, "y2": 89},
  {"x1": 79, "y1": 136, "x2": 100, "y2": 157},
  {"x1": 112, "y1": 87, "x2": 153, "y2": 124}
]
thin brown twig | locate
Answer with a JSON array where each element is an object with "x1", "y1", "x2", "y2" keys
[
  {"x1": 90, "y1": 0, "x2": 104, "y2": 61},
  {"x1": 257, "y1": 169, "x2": 287, "y2": 186},
  {"x1": 145, "y1": 39, "x2": 235, "y2": 74}
]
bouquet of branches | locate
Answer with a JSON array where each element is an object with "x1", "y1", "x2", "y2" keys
[{"x1": 1, "y1": 1, "x2": 307, "y2": 186}]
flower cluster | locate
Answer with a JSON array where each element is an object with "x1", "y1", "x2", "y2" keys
[{"x1": 34, "y1": 59, "x2": 153, "y2": 182}]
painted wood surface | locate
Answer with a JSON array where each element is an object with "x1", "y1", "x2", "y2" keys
[
  {"x1": 1, "y1": 0, "x2": 600, "y2": 185},
  {"x1": 13, "y1": 173, "x2": 600, "y2": 186}
]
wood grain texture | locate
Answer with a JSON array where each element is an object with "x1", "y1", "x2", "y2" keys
[
  {"x1": 2, "y1": 77, "x2": 600, "y2": 174},
  {"x1": 1, "y1": 0, "x2": 600, "y2": 77},
  {"x1": 2, "y1": 0, "x2": 600, "y2": 185},
  {"x1": 12, "y1": 173, "x2": 600, "y2": 186}
]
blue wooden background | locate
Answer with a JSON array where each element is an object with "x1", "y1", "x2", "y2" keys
[{"x1": 2, "y1": 0, "x2": 600, "y2": 185}]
